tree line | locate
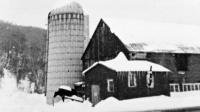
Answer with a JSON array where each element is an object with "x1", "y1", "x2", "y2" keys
[{"x1": 0, "y1": 20, "x2": 46, "y2": 93}]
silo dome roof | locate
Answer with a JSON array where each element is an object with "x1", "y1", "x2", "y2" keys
[{"x1": 50, "y1": 1, "x2": 83, "y2": 15}]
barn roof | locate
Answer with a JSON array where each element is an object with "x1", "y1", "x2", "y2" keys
[
  {"x1": 102, "y1": 18, "x2": 200, "y2": 54},
  {"x1": 126, "y1": 42, "x2": 200, "y2": 54},
  {"x1": 83, "y1": 52, "x2": 170, "y2": 74}
]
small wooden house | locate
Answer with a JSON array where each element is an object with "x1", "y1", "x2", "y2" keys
[{"x1": 83, "y1": 52, "x2": 170, "y2": 104}]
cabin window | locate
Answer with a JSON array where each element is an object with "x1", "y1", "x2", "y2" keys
[
  {"x1": 73, "y1": 14, "x2": 76, "y2": 18},
  {"x1": 107, "y1": 79, "x2": 114, "y2": 92},
  {"x1": 55, "y1": 15, "x2": 58, "y2": 20},
  {"x1": 59, "y1": 14, "x2": 62, "y2": 19},
  {"x1": 63, "y1": 14, "x2": 66, "y2": 19},
  {"x1": 128, "y1": 72, "x2": 137, "y2": 87}
]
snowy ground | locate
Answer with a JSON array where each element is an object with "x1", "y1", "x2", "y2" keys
[
  {"x1": 1, "y1": 68, "x2": 200, "y2": 112},
  {"x1": 2, "y1": 90, "x2": 200, "y2": 112},
  {"x1": 94, "y1": 92, "x2": 200, "y2": 112}
]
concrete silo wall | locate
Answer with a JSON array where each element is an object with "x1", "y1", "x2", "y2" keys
[
  {"x1": 84, "y1": 15, "x2": 90, "y2": 50},
  {"x1": 47, "y1": 13, "x2": 85, "y2": 104}
]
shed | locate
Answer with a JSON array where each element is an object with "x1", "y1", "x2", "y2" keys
[{"x1": 83, "y1": 52, "x2": 170, "y2": 105}]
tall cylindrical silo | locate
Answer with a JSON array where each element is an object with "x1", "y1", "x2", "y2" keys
[{"x1": 46, "y1": 2, "x2": 85, "y2": 104}]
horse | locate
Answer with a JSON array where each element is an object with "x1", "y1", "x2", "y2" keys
[{"x1": 53, "y1": 86, "x2": 78, "y2": 102}]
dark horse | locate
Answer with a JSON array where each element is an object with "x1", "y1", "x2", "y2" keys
[{"x1": 53, "y1": 87, "x2": 77, "y2": 102}]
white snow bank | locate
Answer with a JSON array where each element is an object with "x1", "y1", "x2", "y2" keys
[
  {"x1": 0, "y1": 68, "x2": 50, "y2": 112},
  {"x1": 0, "y1": 90, "x2": 51, "y2": 112},
  {"x1": 1, "y1": 68, "x2": 17, "y2": 94},
  {"x1": 94, "y1": 95, "x2": 170, "y2": 112},
  {"x1": 52, "y1": 100, "x2": 92, "y2": 112},
  {"x1": 0, "y1": 89, "x2": 93, "y2": 112},
  {"x1": 94, "y1": 97, "x2": 120, "y2": 112},
  {"x1": 1, "y1": 68, "x2": 200, "y2": 112},
  {"x1": 1, "y1": 88, "x2": 200, "y2": 112},
  {"x1": 94, "y1": 91, "x2": 200, "y2": 112},
  {"x1": 0, "y1": 68, "x2": 93, "y2": 112}
]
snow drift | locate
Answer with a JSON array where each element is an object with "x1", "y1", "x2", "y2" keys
[{"x1": 1, "y1": 68, "x2": 200, "y2": 112}]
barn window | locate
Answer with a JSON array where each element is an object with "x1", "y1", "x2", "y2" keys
[
  {"x1": 128, "y1": 72, "x2": 137, "y2": 87},
  {"x1": 175, "y1": 54, "x2": 188, "y2": 71},
  {"x1": 107, "y1": 79, "x2": 114, "y2": 92}
]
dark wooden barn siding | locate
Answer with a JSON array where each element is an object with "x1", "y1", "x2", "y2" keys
[
  {"x1": 117, "y1": 72, "x2": 170, "y2": 100},
  {"x1": 85, "y1": 64, "x2": 117, "y2": 101},
  {"x1": 146, "y1": 53, "x2": 179, "y2": 83},
  {"x1": 82, "y1": 19, "x2": 129, "y2": 70},
  {"x1": 146, "y1": 53, "x2": 177, "y2": 71},
  {"x1": 145, "y1": 53, "x2": 200, "y2": 83},
  {"x1": 187, "y1": 54, "x2": 200, "y2": 82}
]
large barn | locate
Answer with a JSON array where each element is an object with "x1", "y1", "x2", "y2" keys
[
  {"x1": 81, "y1": 19, "x2": 200, "y2": 85},
  {"x1": 83, "y1": 52, "x2": 170, "y2": 104}
]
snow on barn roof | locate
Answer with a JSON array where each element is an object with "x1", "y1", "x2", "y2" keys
[
  {"x1": 83, "y1": 52, "x2": 170, "y2": 74},
  {"x1": 102, "y1": 18, "x2": 200, "y2": 54},
  {"x1": 126, "y1": 42, "x2": 200, "y2": 53}
]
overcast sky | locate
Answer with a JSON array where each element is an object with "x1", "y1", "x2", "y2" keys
[{"x1": 1, "y1": 0, "x2": 200, "y2": 45}]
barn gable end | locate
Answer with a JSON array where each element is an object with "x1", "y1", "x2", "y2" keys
[{"x1": 81, "y1": 19, "x2": 129, "y2": 70}]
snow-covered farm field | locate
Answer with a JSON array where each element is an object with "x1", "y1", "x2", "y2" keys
[
  {"x1": 1, "y1": 90, "x2": 200, "y2": 112},
  {"x1": 1, "y1": 68, "x2": 200, "y2": 112}
]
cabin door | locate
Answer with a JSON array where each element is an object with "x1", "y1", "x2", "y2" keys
[{"x1": 91, "y1": 85, "x2": 100, "y2": 105}]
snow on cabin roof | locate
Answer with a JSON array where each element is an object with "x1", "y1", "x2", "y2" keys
[{"x1": 82, "y1": 52, "x2": 170, "y2": 74}]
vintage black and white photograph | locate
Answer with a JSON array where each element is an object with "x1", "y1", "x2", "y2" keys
[{"x1": 1, "y1": 0, "x2": 200, "y2": 112}]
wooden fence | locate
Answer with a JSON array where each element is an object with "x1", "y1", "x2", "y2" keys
[{"x1": 170, "y1": 83, "x2": 200, "y2": 92}]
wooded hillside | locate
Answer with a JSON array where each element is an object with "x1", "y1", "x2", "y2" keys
[{"x1": 0, "y1": 20, "x2": 47, "y2": 93}]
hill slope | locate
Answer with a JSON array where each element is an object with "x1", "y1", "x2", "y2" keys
[{"x1": 0, "y1": 20, "x2": 47, "y2": 93}]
